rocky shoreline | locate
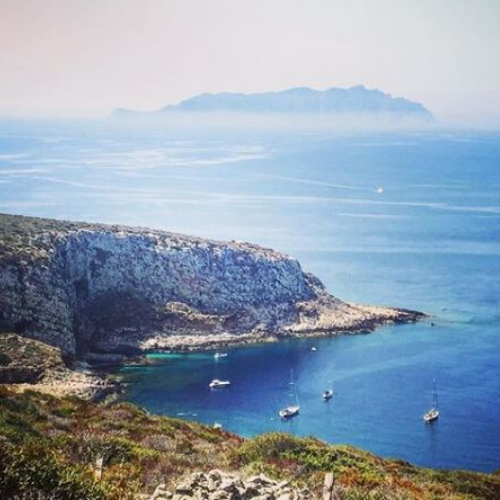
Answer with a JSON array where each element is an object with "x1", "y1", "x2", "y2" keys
[{"x1": 135, "y1": 305, "x2": 423, "y2": 353}]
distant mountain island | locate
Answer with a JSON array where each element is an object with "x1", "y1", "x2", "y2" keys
[{"x1": 112, "y1": 85, "x2": 434, "y2": 122}]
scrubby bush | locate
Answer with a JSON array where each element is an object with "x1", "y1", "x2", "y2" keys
[
  {"x1": 0, "y1": 351, "x2": 11, "y2": 365},
  {"x1": 0, "y1": 439, "x2": 108, "y2": 500}
]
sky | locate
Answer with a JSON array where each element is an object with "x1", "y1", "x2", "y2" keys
[{"x1": 1, "y1": 0, "x2": 500, "y2": 125}]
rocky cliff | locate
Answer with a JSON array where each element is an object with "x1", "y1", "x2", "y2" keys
[{"x1": 0, "y1": 213, "x2": 422, "y2": 358}]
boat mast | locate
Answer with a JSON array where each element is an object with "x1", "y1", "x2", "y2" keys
[
  {"x1": 432, "y1": 378, "x2": 438, "y2": 409},
  {"x1": 290, "y1": 369, "x2": 299, "y2": 406}
]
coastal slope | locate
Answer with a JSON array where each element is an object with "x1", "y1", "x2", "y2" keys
[
  {"x1": 1, "y1": 387, "x2": 499, "y2": 500},
  {"x1": 0, "y1": 213, "x2": 422, "y2": 358}
]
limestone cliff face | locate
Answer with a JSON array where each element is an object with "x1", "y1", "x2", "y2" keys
[{"x1": 0, "y1": 214, "x2": 421, "y2": 356}]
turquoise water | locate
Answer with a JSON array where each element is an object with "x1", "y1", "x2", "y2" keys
[{"x1": 1, "y1": 121, "x2": 499, "y2": 472}]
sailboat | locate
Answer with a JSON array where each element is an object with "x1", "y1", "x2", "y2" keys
[
  {"x1": 279, "y1": 369, "x2": 300, "y2": 419},
  {"x1": 423, "y1": 379, "x2": 440, "y2": 423},
  {"x1": 323, "y1": 382, "x2": 334, "y2": 401}
]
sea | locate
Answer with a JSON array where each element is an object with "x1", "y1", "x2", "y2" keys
[{"x1": 1, "y1": 119, "x2": 499, "y2": 472}]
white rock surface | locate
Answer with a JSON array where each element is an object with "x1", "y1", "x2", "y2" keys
[{"x1": 150, "y1": 471, "x2": 312, "y2": 500}]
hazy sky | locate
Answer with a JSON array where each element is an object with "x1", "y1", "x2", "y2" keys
[{"x1": 1, "y1": 0, "x2": 500, "y2": 124}]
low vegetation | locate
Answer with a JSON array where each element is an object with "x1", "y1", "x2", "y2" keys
[
  {"x1": 0, "y1": 388, "x2": 499, "y2": 500},
  {"x1": 0, "y1": 212, "x2": 99, "y2": 262}
]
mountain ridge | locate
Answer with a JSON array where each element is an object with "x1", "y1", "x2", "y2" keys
[{"x1": 111, "y1": 85, "x2": 434, "y2": 122}]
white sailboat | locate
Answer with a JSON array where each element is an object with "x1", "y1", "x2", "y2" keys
[
  {"x1": 279, "y1": 369, "x2": 300, "y2": 419},
  {"x1": 423, "y1": 379, "x2": 440, "y2": 423}
]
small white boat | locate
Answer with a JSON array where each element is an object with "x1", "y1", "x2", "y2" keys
[
  {"x1": 214, "y1": 352, "x2": 228, "y2": 359},
  {"x1": 311, "y1": 347, "x2": 317, "y2": 352},
  {"x1": 323, "y1": 389, "x2": 334, "y2": 401},
  {"x1": 279, "y1": 405, "x2": 300, "y2": 419},
  {"x1": 423, "y1": 379, "x2": 440, "y2": 423},
  {"x1": 423, "y1": 408, "x2": 439, "y2": 422},
  {"x1": 376, "y1": 186, "x2": 384, "y2": 194},
  {"x1": 279, "y1": 369, "x2": 300, "y2": 420},
  {"x1": 209, "y1": 379, "x2": 231, "y2": 389}
]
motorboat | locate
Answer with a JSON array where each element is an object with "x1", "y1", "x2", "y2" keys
[
  {"x1": 209, "y1": 379, "x2": 231, "y2": 389},
  {"x1": 214, "y1": 352, "x2": 228, "y2": 359}
]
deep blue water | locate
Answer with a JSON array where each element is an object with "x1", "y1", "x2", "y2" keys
[{"x1": 1, "y1": 121, "x2": 499, "y2": 472}]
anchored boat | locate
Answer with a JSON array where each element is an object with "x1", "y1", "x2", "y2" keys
[
  {"x1": 323, "y1": 388, "x2": 334, "y2": 401},
  {"x1": 279, "y1": 369, "x2": 300, "y2": 419},
  {"x1": 423, "y1": 379, "x2": 440, "y2": 423},
  {"x1": 209, "y1": 379, "x2": 231, "y2": 389},
  {"x1": 279, "y1": 405, "x2": 300, "y2": 419}
]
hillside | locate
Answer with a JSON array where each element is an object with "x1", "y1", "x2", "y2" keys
[
  {"x1": 0, "y1": 213, "x2": 422, "y2": 360},
  {"x1": 0, "y1": 387, "x2": 499, "y2": 500}
]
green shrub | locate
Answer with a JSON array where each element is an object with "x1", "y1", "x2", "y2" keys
[
  {"x1": 0, "y1": 440, "x2": 108, "y2": 500},
  {"x1": 0, "y1": 409, "x2": 39, "y2": 443},
  {"x1": 0, "y1": 351, "x2": 11, "y2": 365},
  {"x1": 237, "y1": 432, "x2": 310, "y2": 463}
]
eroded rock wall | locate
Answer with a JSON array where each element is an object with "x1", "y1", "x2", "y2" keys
[{"x1": 0, "y1": 214, "x2": 421, "y2": 356}]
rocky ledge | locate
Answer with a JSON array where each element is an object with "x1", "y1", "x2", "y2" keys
[
  {"x1": 0, "y1": 332, "x2": 117, "y2": 399},
  {"x1": 145, "y1": 470, "x2": 312, "y2": 500},
  {"x1": 0, "y1": 213, "x2": 423, "y2": 359}
]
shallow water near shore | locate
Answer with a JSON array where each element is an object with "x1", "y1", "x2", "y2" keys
[{"x1": 1, "y1": 122, "x2": 499, "y2": 472}]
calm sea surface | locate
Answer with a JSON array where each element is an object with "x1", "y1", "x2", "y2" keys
[{"x1": 1, "y1": 121, "x2": 499, "y2": 472}]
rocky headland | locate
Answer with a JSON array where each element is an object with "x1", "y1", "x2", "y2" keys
[{"x1": 0, "y1": 213, "x2": 422, "y2": 366}]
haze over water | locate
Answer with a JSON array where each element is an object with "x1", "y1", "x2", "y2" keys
[{"x1": 1, "y1": 121, "x2": 499, "y2": 472}]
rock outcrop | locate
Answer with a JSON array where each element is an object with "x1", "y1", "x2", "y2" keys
[
  {"x1": 0, "y1": 332, "x2": 66, "y2": 384},
  {"x1": 0, "y1": 332, "x2": 115, "y2": 398},
  {"x1": 147, "y1": 470, "x2": 313, "y2": 500},
  {"x1": 0, "y1": 213, "x2": 422, "y2": 358}
]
